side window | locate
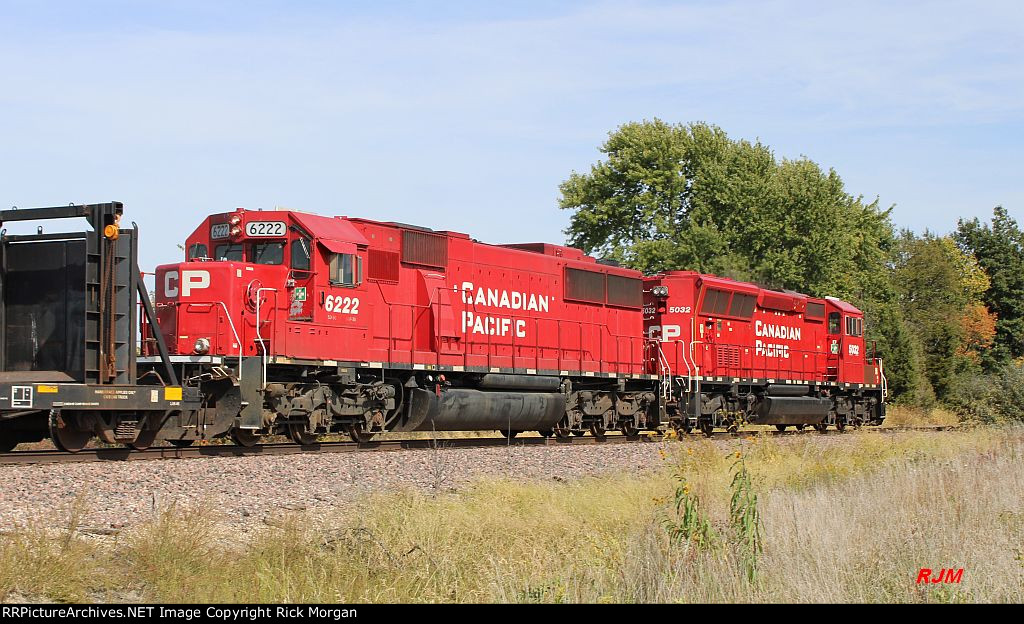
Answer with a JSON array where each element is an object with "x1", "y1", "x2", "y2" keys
[
  {"x1": 187, "y1": 243, "x2": 208, "y2": 260},
  {"x1": 700, "y1": 288, "x2": 731, "y2": 316},
  {"x1": 828, "y1": 312, "x2": 841, "y2": 334},
  {"x1": 845, "y1": 317, "x2": 864, "y2": 337},
  {"x1": 214, "y1": 244, "x2": 244, "y2": 261},
  {"x1": 291, "y1": 238, "x2": 311, "y2": 271},
  {"x1": 329, "y1": 253, "x2": 362, "y2": 287}
]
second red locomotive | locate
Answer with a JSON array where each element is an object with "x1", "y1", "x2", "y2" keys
[{"x1": 644, "y1": 273, "x2": 886, "y2": 436}]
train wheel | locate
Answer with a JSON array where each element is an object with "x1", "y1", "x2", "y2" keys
[
  {"x1": 571, "y1": 430, "x2": 586, "y2": 437},
  {"x1": 775, "y1": 425, "x2": 789, "y2": 432},
  {"x1": 700, "y1": 421, "x2": 715, "y2": 438},
  {"x1": 589, "y1": 423, "x2": 607, "y2": 441},
  {"x1": 835, "y1": 420, "x2": 847, "y2": 432},
  {"x1": 49, "y1": 412, "x2": 91, "y2": 453},
  {"x1": 232, "y1": 428, "x2": 262, "y2": 447},
  {"x1": 795, "y1": 424, "x2": 806, "y2": 431},
  {"x1": 814, "y1": 423, "x2": 829, "y2": 434},
  {"x1": 129, "y1": 428, "x2": 158, "y2": 451},
  {"x1": 348, "y1": 424, "x2": 376, "y2": 443},
  {"x1": 168, "y1": 439, "x2": 195, "y2": 448},
  {"x1": 0, "y1": 438, "x2": 18, "y2": 452},
  {"x1": 727, "y1": 422, "x2": 740, "y2": 434},
  {"x1": 619, "y1": 423, "x2": 640, "y2": 440},
  {"x1": 287, "y1": 424, "x2": 320, "y2": 446},
  {"x1": 537, "y1": 430, "x2": 554, "y2": 438},
  {"x1": 499, "y1": 429, "x2": 519, "y2": 439}
]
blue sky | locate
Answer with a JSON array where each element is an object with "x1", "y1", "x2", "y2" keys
[{"x1": 1, "y1": 0, "x2": 1021, "y2": 271}]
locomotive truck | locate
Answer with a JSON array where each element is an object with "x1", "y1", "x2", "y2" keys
[{"x1": 0, "y1": 202, "x2": 885, "y2": 452}]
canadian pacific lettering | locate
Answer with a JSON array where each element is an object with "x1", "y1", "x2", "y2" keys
[
  {"x1": 755, "y1": 319, "x2": 801, "y2": 359},
  {"x1": 459, "y1": 282, "x2": 550, "y2": 338}
]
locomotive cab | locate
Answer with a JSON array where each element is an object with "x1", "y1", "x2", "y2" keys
[{"x1": 152, "y1": 209, "x2": 371, "y2": 362}]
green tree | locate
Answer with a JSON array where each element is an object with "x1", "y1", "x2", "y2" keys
[
  {"x1": 560, "y1": 119, "x2": 923, "y2": 399},
  {"x1": 868, "y1": 302, "x2": 931, "y2": 404},
  {"x1": 892, "y1": 232, "x2": 991, "y2": 400},
  {"x1": 955, "y1": 206, "x2": 1024, "y2": 366},
  {"x1": 559, "y1": 120, "x2": 895, "y2": 298}
]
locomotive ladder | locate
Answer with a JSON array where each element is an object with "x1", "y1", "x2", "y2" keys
[{"x1": 653, "y1": 342, "x2": 672, "y2": 401}]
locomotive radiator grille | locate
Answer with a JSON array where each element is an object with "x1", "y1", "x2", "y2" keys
[{"x1": 716, "y1": 345, "x2": 741, "y2": 370}]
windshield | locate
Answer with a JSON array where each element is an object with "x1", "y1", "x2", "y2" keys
[
  {"x1": 214, "y1": 244, "x2": 244, "y2": 261},
  {"x1": 251, "y1": 242, "x2": 285, "y2": 265}
]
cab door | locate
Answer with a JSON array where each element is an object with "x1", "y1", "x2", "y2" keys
[
  {"x1": 826, "y1": 309, "x2": 842, "y2": 382},
  {"x1": 288, "y1": 236, "x2": 315, "y2": 322},
  {"x1": 825, "y1": 306, "x2": 866, "y2": 384}
]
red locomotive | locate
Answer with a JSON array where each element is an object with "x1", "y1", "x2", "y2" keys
[
  {"x1": 0, "y1": 203, "x2": 886, "y2": 452},
  {"x1": 149, "y1": 208, "x2": 657, "y2": 445},
  {"x1": 644, "y1": 272, "x2": 886, "y2": 436}
]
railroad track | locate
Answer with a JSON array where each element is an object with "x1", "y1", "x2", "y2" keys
[{"x1": 0, "y1": 425, "x2": 960, "y2": 466}]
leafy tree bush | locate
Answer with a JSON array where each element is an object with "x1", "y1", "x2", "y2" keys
[
  {"x1": 560, "y1": 119, "x2": 926, "y2": 400},
  {"x1": 945, "y1": 362, "x2": 1024, "y2": 424},
  {"x1": 955, "y1": 207, "x2": 1024, "y2": 367}
]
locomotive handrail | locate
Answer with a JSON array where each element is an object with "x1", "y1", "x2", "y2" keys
[
  {"x1": 687, "y1": 339, "x2": 845, "y2": 384},
  {"x1": 177, "y1": 301, "x2": 245, "y2": 373},
  {"x1": 369, "y1": 282, "x2": 646, "y2": 377},
  {"x1": 254, "y1": 287, "x2": 278, "y2": 390},
  {"x1": 879, "y1": 358, "x2": 888, "y2": 401},
  {"x1": 652, "y1": 340, "x2": 673, "y2": 400},
  {"x1": 690, "y1": 338, "x2": 702, "y2": 397}
]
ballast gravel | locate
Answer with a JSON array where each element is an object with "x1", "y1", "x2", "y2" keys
[{"x1": 0, "y1": 441, "x2": 673, "y2": 532}]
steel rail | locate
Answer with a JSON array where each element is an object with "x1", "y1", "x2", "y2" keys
[{"x1": 0, "y1": 425, "x2": 960, "y2": 467}]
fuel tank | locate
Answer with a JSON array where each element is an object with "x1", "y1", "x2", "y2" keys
[
  {"x1": 477, "y1": 374, "x2": 561, "y2": 391},
  {"x1": 754, "y1": 396, "x2": 831, "y2": 425},
  {"x1": 395, "y1": 388, "x2": 565, "y2": 432}
]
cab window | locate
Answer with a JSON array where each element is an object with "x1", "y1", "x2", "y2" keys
[
  {"x1": 828, "y1": 312, "x2": 841, "y2": 334},
  {"x1": 187, "y1": 243, "x2": 208, "y2": 260},
  {"x1": 251, "y1": 242, "x2": 285, "y2": 265},
  {"x1": 846, "y1": 317, "x2": 863, "y2": 337},
  {"x1": 291, "y1": 238, "x2": 311, "y2": 271},
  {"x1": 214, "y1": 244, "x2": 244, "y2": 261},
  {"x1": 330, "y1": 253, "x2": 362, "y2": 287}
]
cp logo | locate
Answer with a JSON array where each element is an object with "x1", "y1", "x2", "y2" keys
[{"x1": 165, "y1": 270, "x2": 211, "y2": 298}]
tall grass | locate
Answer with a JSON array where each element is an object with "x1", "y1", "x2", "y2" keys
[
  {"x1": 883, "y1": 404, "x2": 960, "y2": 427},
  {"x1": 1, "y1": 428, "x2": 1021, "y2": 603}
]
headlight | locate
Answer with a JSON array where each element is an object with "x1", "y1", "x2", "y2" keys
[
  {"x1": 652, "y1": 286, "x2": 669, "y2": 298},
  {"x1": 193, "y1": 338, "x2": 211, "y2": 355}
]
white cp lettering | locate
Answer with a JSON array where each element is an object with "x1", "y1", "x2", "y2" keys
[
  {"x1": 648, "y1": 325, "x2": 681, "y2": 342},
  {"x1": 164, "y1": 270, "x2": 211, "y2": 298}
]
